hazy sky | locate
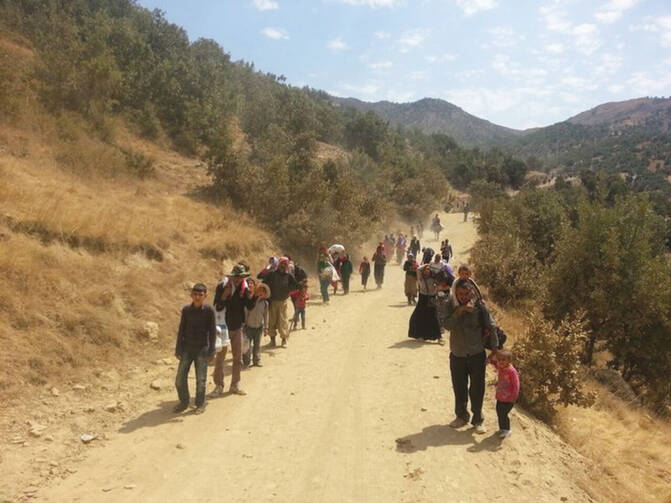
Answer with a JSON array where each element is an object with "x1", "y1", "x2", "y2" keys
[{"x1": 136, "y1": 0, "x2": 671, "y2": 129}]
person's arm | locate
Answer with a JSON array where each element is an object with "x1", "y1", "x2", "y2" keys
[
  {"x1": 289, "y1": 273, "x2": 299, "y2": 290},
  {"x1": 175, "y1": 307, "x2": 186, "y2": 358},
  {"x1": 207, "y1": 307, "x2": 216, "y2": 357},
  {"x1": 480, "y1": 303, "x2": 498, "y2": 349},
  {"x1": 263, "y1": 301, "x2": 269, "y2": 333},
  {"x1": 509, "y1": 367, "x2": 520, "y2": 401}
]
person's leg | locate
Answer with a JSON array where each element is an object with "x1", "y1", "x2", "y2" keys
[
  {"x1": 242, "y1": 330, "x2": 252, "y2": 366},
  {"x1": 175, "y1": 352, "x2": 194, "y2": 406},
  {"x1": 212, "y1": 347, "x2": 227, "y2": 388},
  {"x1": 496, "y1": 401, "x2": 513, "y2": 431},
  {"x1": 194, "y1": 348, "x2": 209, "y2": 408},
  {"x1": 278, "y1": 300, "x2": 288, "y2": 342},
  {"x1": 467, "y1": 352, "x2": 487, "y2": 425},
  {"x1": 320, "y1": 279, "x2": 330, "y2": 302},
  {"x1": 449, "y1": 353, "x2": 470, "y2": 422},
  {"x1": 247, "y1": 327, "x2": 262, "y2": 365},
  {"x1": 229, "y1": 329, "x2": 242, "y2": 389},
  {"x1": 268, "y1": 301, "x2": 279, "y2": 343},
  {"x1": 299, "y1": 307, "x2": 306, "y2": 329}
]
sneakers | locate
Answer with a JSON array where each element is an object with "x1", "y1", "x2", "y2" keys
[
  {"x1": 269, "y1": 337, "x2": 276, "y2": 347},
  {"x1": 474, "y1": 423, "x2": 487, "y2": 434},
  {"x1": 281, "y1": 338, "x2": 287, "y2": 347},
  {"x1": 448, "y1": 417, "x2": 468, "y2": 428},
  {"x1": 499, "y1": 429, "x2": 511, "y2": 439},
  {"x1": 173, "y1": 402, "x2": 188, "y2": 413},
  {"x1": 253, "y1": 361, "x2": 263, "y2": 367},
  {"x1": 211, "y1": 384, "x2": 224, "y2": 396},
  {"x1": 230, "y1": 386, "x2": 247, "y2": 395},
  {"x1": 194, "y1": 405, "x2": 206, "y2": 415}
]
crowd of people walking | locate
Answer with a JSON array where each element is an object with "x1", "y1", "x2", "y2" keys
[{"x1": 173, "y1": 212, "x2": 519, "y2": 439}]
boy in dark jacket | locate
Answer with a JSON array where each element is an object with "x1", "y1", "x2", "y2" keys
[{"x1": 174, "y1": 283, "x2": 217, "y2": 414}]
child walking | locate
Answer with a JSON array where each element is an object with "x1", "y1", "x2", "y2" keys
[
  {"x1": 243, "y1": 283, "x2": 270, "y2": 367},
  {"x1": 490, "y1": 349, "x2": 520, "y2": 438},
  {"x1": 290, "y1": 281, "x2": 309, "y2": 330},
  {"x1": 359, "y1": 257, "x2": 371, "y2": 290}
]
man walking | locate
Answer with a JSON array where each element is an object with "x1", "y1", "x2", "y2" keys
[
  {"x1": 174, "y1": 283, "x2": 217, "y2": 414},
  {"x1": 220, "y1": 264, "x2": 256, "y2": 395},
  {"x1": 442, "y1": 278, "x2": 498, "y2": 433},
  {"x1": 262, "y1": 256, "x2": 298, "y2": 347}
]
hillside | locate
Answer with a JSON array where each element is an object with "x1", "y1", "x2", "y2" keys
[
  {"x1": 568, "y1": 97, "x2": 671, "y2": 130},
  {"x1": 331, "y1": 96, "x2": 523, "y2": 147}
]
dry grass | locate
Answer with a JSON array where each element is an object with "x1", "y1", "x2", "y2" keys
[
  {"x1": 557, "y1": 385, "x2": 671, "y2": 503},
  {"x1": 0, "y1": 118, "x2": 275, "y2": 413},
  {"x1": 491, "y1": 303, "x2": 671, "y2": 503}
]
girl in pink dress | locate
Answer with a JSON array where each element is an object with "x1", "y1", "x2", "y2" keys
[{"x1": 490, "y1": 349, "x2": 520, "y2": 438}]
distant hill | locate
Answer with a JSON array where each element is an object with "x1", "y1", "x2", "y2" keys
[
  {"x1": 567, "y1": 97, "x2": 671, "y2": 131},
  {"x1": 506, "y1": 97, "x2": 671, "y2": 176},
  {"x1": 330, "y1": 96, "x2": 523, "y2": 147}
]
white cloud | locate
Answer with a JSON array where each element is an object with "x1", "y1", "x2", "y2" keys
[
  {"x1": 409, "y1": 70, "x2": 429, "y2": 80},
  {"x1": 398, "y1": 28, "x2": 430, "y2": 52},
  {"x1": 454, "y1": 0, "x2": 498, "y2": 16},
  {"x1": 374, "y1": 30, "x2": 391, "y2": 39},
  {"x1": 251, "y1": 0, "x2": 279, "y2": 11},
  {"x1": 487, "y1": 26, "x2": 525, "y2": 47},
  {"x1": 573, "y1": 23, "x2": 601, "y2": 54},
  {"x1": 385, "y1": 89, "x2": 416, "y2": 102},
  {"x1": 338, "y1": 0, "x2": 404, "y2": 7},
  {"x1": 261, "y1": 27, "x2": 289, "y2": 39},
  {"x1": 327, "y1": 37, "x2": 350, "y2": 51},
  {"x1": 342, "y1": 82, "x2": 380, "y2": 95},
  {"x1": 595, "y1": 0, "x2": 639, "y2": 24},
  {"x1": 544, "y1": 43, "x2": 564, "y2": 54},
  {"x1": 629, "y1": 16, "x2": 671, "y2": 45},
  {"x1": 627, "y1": 70, "x2": 671, "y2": 95},
  {"x1": 560, "y1": 74, "x2": 598, "y2": 91},
  {"x1": 369, "y1": 61, "x2": 393, "y2": 69},
  {"x1": 539, "y1": 1, "x2": 573, "y2": 33},
  {"x1": 491, "y1": 54, "x2": 548, "y2": 83},
  {"x1": 593, "y1": 53, "x2": 623, "y2": 77},
  {"x1": 425, "y1": 53, "x2": 457, "y2": 63}
]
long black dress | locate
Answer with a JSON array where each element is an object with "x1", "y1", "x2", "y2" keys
[{"x1": 408, "y1": 275, "x2": 441, "y2": 341}]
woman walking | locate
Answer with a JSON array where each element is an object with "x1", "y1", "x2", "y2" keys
[
  {"x1": 408, "y1": 265, "x2": 443, "y2": 343},
  {"x1": 403, "y1": 253, "x2": 419, "y2": 305},
  {"x1": 372, "y1": 244, "x2": 387, "y2": 289}
]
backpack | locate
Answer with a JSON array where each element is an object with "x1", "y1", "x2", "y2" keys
[{"x1": 477, "y1": 300, "x2": 506, "y2": 350}]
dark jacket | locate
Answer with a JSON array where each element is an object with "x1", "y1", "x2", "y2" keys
[
  {"x1": 340, "y1": 259, "x2": 353, "y2": 278},
  {"x1": 263, "y1": 270, "x2": 299, "y2": 302},
  {"x1": 223, "y1": 283, "x2": 256, "y2": 331},
  {"x1": 403, "y1": 260, "x2": 417, "y2": 277},
  {"x1": 293, "y1": 264, "x2": 307, "y2": 283},
  {"x1": 175, "y1": 303, "x2": 217, "y2": 356},
  {"x1": 443, "y1": 300, "x2": 497, "y2": 357}
]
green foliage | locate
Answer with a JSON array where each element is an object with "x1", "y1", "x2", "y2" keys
[
  {"x1": 512, "y1": 312, "x2": 595, "y2": 422},
  {"x1": 543, "y1": 195, "x2": 671, "y2": 406}
]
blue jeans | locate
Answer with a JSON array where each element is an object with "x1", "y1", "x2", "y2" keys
[
  {"x1": 293, "y1": 307, "x2": 306, "y2": 326},
  {"x1": 320, "y1": 278, "x2": 330, "y2": 302},
  {"x1": 175, "y1": 347, "x2": 209, "y2": 407}
]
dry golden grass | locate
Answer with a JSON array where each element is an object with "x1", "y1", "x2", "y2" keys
[
  {"x1": 491, "y1": 304, "x2": 671, "y2": 503},
  {"x1": 0, "y1": 116, "x2": 275, "y2": 411}
]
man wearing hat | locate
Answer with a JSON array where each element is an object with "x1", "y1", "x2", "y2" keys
[
  {"x1": 261, "y1": 256, "x2": 299, "y2": 347},
  {"x1": 174, "y1": 283, "x2": 217, "y2": 414},
  {"x1": 220, "y1": 264, "x2": 256, "y2": 395}
]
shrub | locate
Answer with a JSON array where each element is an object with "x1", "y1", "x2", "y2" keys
[{"x1": 512, "y1": 312, "x2": 595, "y2": 422}]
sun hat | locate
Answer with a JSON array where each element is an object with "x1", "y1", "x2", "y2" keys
[
  {"x1": 255, "y1": 283, "x2": 271, "y2": 298},
  {"x1": 228, "y1": 264, "x2": 250, "y2": 277}
]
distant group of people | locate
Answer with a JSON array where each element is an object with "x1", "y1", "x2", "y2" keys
[
  {"x1": 403, "y1": 218, "x2": 519, "y2": 438},
  {"x1": 173, "y1": 256, "x2": 309, "y2": 414},
  {"x1": 173, "y1": 212, "x2": 520, "y2": 438}
]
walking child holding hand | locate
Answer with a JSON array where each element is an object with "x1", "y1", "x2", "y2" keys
[{"x1": 489, "y1": 349, "x2": 520, "y2": 438}]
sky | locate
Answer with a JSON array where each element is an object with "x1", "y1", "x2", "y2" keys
[{"x1": 136, "y1": 0, "x2": 671, "y2": 130}]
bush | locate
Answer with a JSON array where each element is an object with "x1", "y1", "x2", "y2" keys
[{"x1": 512, "y1": 312, "x2": 595, "y2": 422}]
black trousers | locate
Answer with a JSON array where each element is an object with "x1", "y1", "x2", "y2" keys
[
  {"x1": 496, "y1": 401, "x2": 514, "y2": 430},
  {"x1": 449, "y1": 351, "x2": 486, "y2": 425}
]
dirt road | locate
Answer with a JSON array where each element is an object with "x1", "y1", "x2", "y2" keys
[{"x1": 38, "y1": 213, "x2": 593, "y2": 502}]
